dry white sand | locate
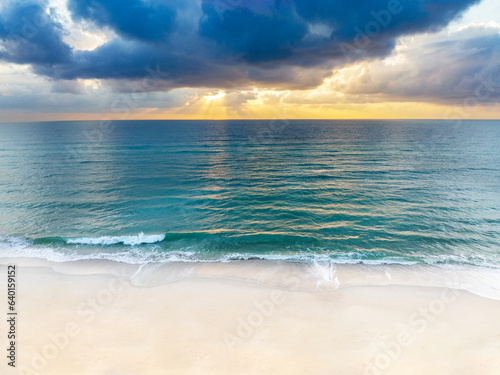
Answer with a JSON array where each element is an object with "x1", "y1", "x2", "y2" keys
[{"x1": 1, "y1": 258, "x2": 499, "y2": 375}]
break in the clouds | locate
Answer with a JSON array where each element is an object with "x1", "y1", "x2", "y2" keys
[{"x1": 0, "y1": 0, "x2": 499, "y2": 120}]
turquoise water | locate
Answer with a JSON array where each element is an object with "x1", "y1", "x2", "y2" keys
[{"x1": 0, "y1": 120, "x2": 499, "y2": 266}]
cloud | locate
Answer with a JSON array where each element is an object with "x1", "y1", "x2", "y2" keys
[
  {"x1": 199, "y1": 0, "x2": 481, "y2": 66},
  {"x1": 66, "y1": 0, "x2": 177, "y2": 41},
  {"x1": 0, "y1": 0, "x2": 482, "y2": 91},
  {"x1": 51, "y1": 79, "x2": 86, "y2": 94},
  {"x1": 0, "y1": 0, "x2": 72, "y2": 65},
  {"x1": 3, "y1": 0, "x2": 498, "y2": 116},
  {"x1": 294, "y1": 0, "x2": 477, "y2": 37},
  {"x1": 199, "y1": 1, "x2": 308, "y2": 63},
  {"x1": 324, "y1": 25, "x2": 500, "y2": 103}
]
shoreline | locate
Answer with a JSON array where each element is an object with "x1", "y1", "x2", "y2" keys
[
  {"x1": 1, "y1": 256, "x2": 500, "y2": 299},
  {"x1": 1, "y1": 258, "x2": 500, "y2": 374}
]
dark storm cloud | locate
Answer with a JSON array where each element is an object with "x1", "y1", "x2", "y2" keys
[
  {"x1": 294, "y1": 0, "x2": 476, "y2": 37},
  {"x1": 0, "y1": 1, "x2": 71, "y2": 65},
  {"x1": 199, "y1": 1, "x2": 308, "y2": 63},
  {"x1": 198, "y1": 0, "x2": 480, "y2": 65},
  {"x1": 67, "y1": 0, "x2": 177, "y2": 41},
  {"x1": 0, "y1": 0, "x2": 484, "y2": 92}
]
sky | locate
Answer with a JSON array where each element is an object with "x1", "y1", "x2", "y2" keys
[{"x1": 0, "y1": 0, "x2": 499, "y2": 122}]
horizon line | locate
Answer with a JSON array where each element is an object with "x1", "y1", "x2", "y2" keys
[{"x1": 1, "y1": 118, "x2": 500, "y2": 124}]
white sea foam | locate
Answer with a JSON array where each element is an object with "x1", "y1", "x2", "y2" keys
[
  {"x1": 1, "y1": 234, "x2": 499, "y2": 273},
  {"x1": 0, "y1": 235, "x2": 31, "y2": 248},
  {"x1": 0, "y1": 234, "x2": 497, "y2": 269},
  {"x1": 2, "y1": 235, "x2": 500, "y2": 299},
  {"x1": 66, "y1": 233, "x2": 166, "y2": 246},
  {"x1": 0, "y1": 236, "x2": 72, "y2": 262}
]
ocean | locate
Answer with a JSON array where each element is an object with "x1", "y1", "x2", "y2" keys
[{"x1": 1, "y1": 120, "x2": 499, "y2": 268}]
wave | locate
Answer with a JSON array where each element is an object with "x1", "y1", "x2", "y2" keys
[
  {"x1": 31, "y1": 232, "x2": 318, "y2": 246},
  {"x1": 3, "y1": 234, "x2": 500, "y2": 301},
  {"x1": 1, "y1": 233, "x2": 500, "y2": 270},
  {"x1": 66, "y1": 233, "x2": 166, "y2": 246},
  {"x1": 32, "y1": 233, "x2": 167, "y2": 246}
]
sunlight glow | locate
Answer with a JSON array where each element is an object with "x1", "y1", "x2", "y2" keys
[{"x1": 204, "y1": 91, "x2": 227, "y2": 102}]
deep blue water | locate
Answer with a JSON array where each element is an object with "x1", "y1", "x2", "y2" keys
[{"x1": 0, "y1": 120, "x2": 499, "y2": 266}]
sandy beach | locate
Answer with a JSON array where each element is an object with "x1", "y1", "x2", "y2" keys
[{"x1": 1, "y1": 258, "x2": 499, "y2": 375}]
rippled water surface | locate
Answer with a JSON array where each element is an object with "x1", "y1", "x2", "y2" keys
[{"x1": 0, "y1": 120, "x2": 499, "y2": 266}]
